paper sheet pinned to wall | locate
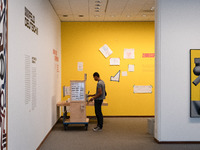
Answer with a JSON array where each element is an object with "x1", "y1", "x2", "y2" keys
[
  {"x1": 77, "y1": 62, "x2": 83, "y2": 71},
  {"x1": 99, "y1": 44, "x2": 113, "y2": 58},
  {"x1": 128, "y1": 64, "x2": 134, "y2": 72},
  {"x1": 110, "y1": 70, "x2": 120, "y2": 82},
  {"x1": 63, "y1": 86, "x2": 70, "y2": 97},
  {"x1": 133, "y1": 85, "x2": 153, "y2": 94},
  {"x1": 122, "y1": 71, "x2": 127, "y2": 76},
  {"x1": 110, "y1": 58, "x2": 120, "y2": 66},
  {"x1": 124, "y1": 49, "x2": 135, "y2": 59}
]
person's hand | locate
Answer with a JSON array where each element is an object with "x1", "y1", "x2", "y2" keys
[
  {"x1": 88, "y1": 94, "x2": 95, "y2": 97},
  {"x1": 89, "y1": 97, "x2": 94, "y2": 102}
]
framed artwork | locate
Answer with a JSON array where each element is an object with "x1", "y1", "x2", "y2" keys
[{"x1": 190, "y1": 49, "x2": 200, "y2": 117}]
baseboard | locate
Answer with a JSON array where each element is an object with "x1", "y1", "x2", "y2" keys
[
  {"x1": 88, "y1": 116, "x2": 154, "y2": 118},
  {"x1": 36, "y1": 118, "x2": 60, "y2": 150},
  {"x1": 154, "y1": 138, "x2": 200, "y2": 144}
]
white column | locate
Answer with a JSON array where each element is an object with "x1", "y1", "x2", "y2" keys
[{"x1": 155, "y1": 0, "x2": 200, "y2": 141}]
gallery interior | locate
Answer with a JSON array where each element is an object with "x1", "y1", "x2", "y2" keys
[{"x1": 1, "y1": 0, "x2": 200, "y2": 149}]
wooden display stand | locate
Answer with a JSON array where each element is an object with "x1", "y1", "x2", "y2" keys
[{"x1": 70, "y1": 101, "x2": 86, "y2": 122}]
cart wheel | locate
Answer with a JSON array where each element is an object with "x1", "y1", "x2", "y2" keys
[
  {"x1": 64, "y1": 125, "x2": 68, "y2": 130},
  {"x1": 85, "y1": 124, "x2": 88, "y2": 131}
]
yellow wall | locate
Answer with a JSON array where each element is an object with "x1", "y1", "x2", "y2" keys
[{"x1": 61, "y1": 22, "x2": 155, "y2": 116}]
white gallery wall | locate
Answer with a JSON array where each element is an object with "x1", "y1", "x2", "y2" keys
[
  {"x1": 8, "y1": 0, "x2": 61, "y2": 149},
  {"x1": 155, "y1": 0, "x2": 200, "y2": 141}
]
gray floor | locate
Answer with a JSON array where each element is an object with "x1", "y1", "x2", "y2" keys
[{"x1": 39, "y1": 117, "x2": 200, "y2": 150}]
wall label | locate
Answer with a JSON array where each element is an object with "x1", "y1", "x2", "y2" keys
[{"x1": 25, "y1": 7, "x2": 38, "y2": 35}]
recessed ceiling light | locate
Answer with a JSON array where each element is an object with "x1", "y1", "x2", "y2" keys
[
  {"x1": 95, "y1": 4, "x2": 101, "y2": 6},
  {"x1": 95, "y1": 0, "x2": 101, "y2": 3},
  {"x1": 151, "y1": 7, "x2": 155, "y2": 11},
  {"x1": 79, "y1": 15, "x2": 84, "y2": 17},
  {"x1": 95, "y1": 7, "x2": 100, "y2": 9},
  {"x1": 63, "y1": 15, "x2": 68, "y2": 17},
  {"x1": 142, "y1": 14, "x2": 147, "y2": 17}
]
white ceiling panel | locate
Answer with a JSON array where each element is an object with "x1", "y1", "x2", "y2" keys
[
  {"x1": 49, "y1": 0, "x2": 155, "y2": 22},
  {"x1": 69, "y1": 0, "x2": 89, "y2": 15},
  {"x1": 104, "y1": 15, "x2": 122, "y2": 21},
  {"x1": 89, "y1": 15, "x2": 105, "y2": 21},
  {"x1": 50, "y1": 0, "x2": 72, "y2": 15},
  {"x1": 104, "y1": 0, "x2": 129, "y2": 15}
]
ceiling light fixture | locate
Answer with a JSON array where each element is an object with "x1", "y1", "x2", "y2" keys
[
  {"x1": 142, "y1": 14, "x2": 147, "y2": 17},
  {"x1": 150, "y1": 6, "x2": 155, "y2": 11},
  {"x1": 95, "y1": 10, "x2": 100, "y2": 12},
  {"x1": 95, "y1": 0, "x2": 101, "y2": 3},
  {"x1": 95, "y1": 7, "x2": 100, "y2": 9},
  {"x1": 95, "y1": 4, "x2": 101, "y2": 6}
]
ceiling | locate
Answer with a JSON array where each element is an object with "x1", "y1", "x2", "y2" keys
[{"x1": 49, "y1": 0, "x2": 155, "y2": 22}]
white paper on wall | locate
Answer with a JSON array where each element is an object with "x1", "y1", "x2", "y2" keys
[
  {"x1": 133, "y1": 85, "x2": 153, "y2": 94},
  {"x1": 124, "y1": 48, "x2": 135, "y2": 59},
  {"x1": 77, "y1": 62, "x2": 83, "y2": 71},
  {"x1": 110, "y1": 58, "x2": 120, "y2": 66},
  {"x1": 25, "y1": 55, "x2": 38, "y2": 111},
  {"x1": 128, "y1": 64, "x2": 134, "y2": 72},
  {"x1": 63, "y1": 86, "x2": 70, "y2": 97},
  {"x1": 110, "y1": 70, "x2": 120, "y2": 82},
  {"x1": 122, "y1": 71, "x2": 127, "y2": 76},
  {"x1": 99, "y1": 44, "x2": 113, "y2": 58}
]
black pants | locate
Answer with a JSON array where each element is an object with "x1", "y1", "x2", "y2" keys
[{"x1": 94, "y1": 100, "x2": 103, "y2": 129}]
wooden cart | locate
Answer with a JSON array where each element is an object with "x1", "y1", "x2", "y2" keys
[
  {"x1": 63, "y1": 110, "x2": 89, "y2": 130},
  {"x1": 63, "y1": 80, "x2": 89, "y2": 130}
]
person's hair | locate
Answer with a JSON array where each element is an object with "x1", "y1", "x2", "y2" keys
[{"x1": 93, "y1": 72, "x2": 100, "y2": 78}]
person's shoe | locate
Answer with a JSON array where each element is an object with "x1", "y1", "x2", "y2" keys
[{"x1": 93, "y1": 126, "x2": 102, "y2": 132}]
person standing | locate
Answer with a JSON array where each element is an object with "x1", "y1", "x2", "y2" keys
[{"x1": 88, "y1": 72, "x2": 106, "y2": 132}]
